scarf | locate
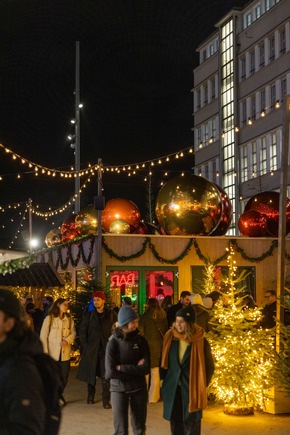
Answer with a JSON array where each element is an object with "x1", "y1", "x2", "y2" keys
[{"x1": 161, "y1": 326, "x2": 207, "y2": 413}]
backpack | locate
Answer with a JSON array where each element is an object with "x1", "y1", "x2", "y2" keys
[{"x1": 34, "y1": 353, "x2": 65, "y2": 435}]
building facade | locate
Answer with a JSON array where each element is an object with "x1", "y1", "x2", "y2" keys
[{"x1": 192, "y1": 0, "x2": 290, "y2": 233}]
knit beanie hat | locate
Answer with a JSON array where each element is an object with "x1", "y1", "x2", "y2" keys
[
  {"x1": 176, "y1": 305, "x2": 196, "y2": 323},
  {"x1": 118, "y1": 306, "x2": 138, "y2": 327},
  {"x1": 93, "y1": 291, "x2": 106, "y2": 301},
  {"x1": 0, "y1": 288, "x2": 21, "y2": 319}
]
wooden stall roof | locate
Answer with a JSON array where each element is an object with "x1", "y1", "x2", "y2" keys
[{"x1": 0, "y1": 262, "x2": 64, "y2": 287}]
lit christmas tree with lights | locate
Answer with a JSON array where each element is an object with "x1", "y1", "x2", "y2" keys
[
  {"x1": 207, "y1": 244, "x2": 276, "y2": 414},
  {"x1": 274, "y1": 288, "x2": 290, "y2": 397}
]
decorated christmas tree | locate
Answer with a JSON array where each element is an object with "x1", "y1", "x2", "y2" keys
[
  {"x1": 274, "y1": 288, "x2": 290, "y2": 397},
  {"x1": 207, "y1": 244, "x2": 276, "y2": 414}
]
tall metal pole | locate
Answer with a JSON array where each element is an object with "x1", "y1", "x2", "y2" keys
[
  {"x1": 96, "y1": 158, "x2": 104, "y2": 283},
  {"x1": 276, "y1": 94, "x2": 290, "y2": 351},
  {"x1": 28, "y1": 198, "x2": 32, "y2": 253},
  {"x1": 74, "y1": 41, "x2": 81, "y2": 214}
]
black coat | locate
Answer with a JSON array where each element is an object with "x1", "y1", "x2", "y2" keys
[
  {"x1": 0, "y1": 329, "x2": 46, "y2": 434},
  {"x1": 167, "y1": 301, "x2": 183, "y2": 327},
  {"x1": 105, "y1": 328, "x2": 150, "y2": 393},
  {"x1": 138, "y1": 307, "x2": 168, "y2": 367},
  {"x1": 76, "y1": 307, "x2": 117, "y2": 384}
]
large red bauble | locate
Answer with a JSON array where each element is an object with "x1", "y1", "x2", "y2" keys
[
  {"x1": 61, "y1": 214, "x2": 79, "y2": 235},
  {"x1": 155, "y1": 174, "x2": 222, "y2": 235},
  {"x1": 238, "y1": 210, "x2": 268, "y2": 237},
  {"x1": 102, "y1": 198, "x2": 141, "y2": 232},
  {"x1": 131, "y1": 222, "x2": 148, "y2": 234},
  {"x1": 244, "y1": 191, "x2": 290, "y2": 237},
  {"x1": 62, "y1": 229, "x2": 80, "y2": 243},
  {"x1": 210, "y1": 184, "x2": 232, "y2": 236}
]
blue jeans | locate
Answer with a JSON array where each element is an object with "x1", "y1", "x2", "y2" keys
[{"x1": 111, "y1": 386, "x2": 148, "y2": 435}]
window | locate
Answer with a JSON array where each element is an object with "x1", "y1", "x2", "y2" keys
[
  {"x1": 246, "y1": 12, "x2": 252, "y2": 28},
  {"x1": 240, "y1": 146, "x2": 248, "y2": 182},
  {"x1": 250, "y1": 51, "x2": 255, "y2": 75},
  {"x1": 202, "y1": 50, "x2": 207, "y2": 62},
  {"x1": 255, "y1": 4, "x2": 261, "y2": 20},
  {"x1": 241, "y1": 100, "x2": 247, "y2": 126},
  {"x1": 281, "y1": 78, "x2": 287, "y2": 97},
  {"x1": 265, "y1": 0, "x2": 270, "y2": 11},
  {"x1": 195, "y1": 127, "x2": 202, "y2": 151},
  {"x1": 251, "y1": 95, "x2": 256, "y2": 120},
  {"x1": 270, "y1": 132, "x2": 277, "y2": 171},
  {"x1": 209, "y1": 43, "x2": 214, "y2": 56},
  {"x1": 252, "y1": 141, "x2": 257, "y2": 176},
  {"x1": 269, "y1": 36, "x2": 275, "y2": 62},
  {"x1": 204, "y1": 163, "x2": 209, "y2": 179},
  {"x1": 260, "y1": 137, "x2": 267, "y2": 175},
  {"x1": 270, "y1": 84, "x2": 276, "y2": 108},
  {"x1": 259, "y1": 43, "x2": 265, "y2": 67},
  {"x1": 204, "y1": 124, "x2": 209, "y2": 144},
  {"x1": 211, "y1": 118, "x2": 216, "y2": 140},
  {"x1": 240, "y1": 57, "x2": 246, "y2": 79},
  {"x1": 280, "y1": 29, "x2": 286, "y2": 54},
  {"x1": 204, "y1": 84, "x2": 208, "y2": 104},
  {"x1": 261, "y1": 89, "x2": 266, "y2": 112},
  {"x1": 196, "y1": 89, "x2": 201, "y2": 109},
  {"x1": 211, "y1": 78, "x2": 216, "y2": 100}
]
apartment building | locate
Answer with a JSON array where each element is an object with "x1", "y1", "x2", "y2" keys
[{"x1": 192, "y1": 0, "x2": 290, "y2": 233}]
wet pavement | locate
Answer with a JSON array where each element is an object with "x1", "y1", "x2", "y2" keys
[{"x1": 59, "y1": 367, "x2": 290, "y2": 434}]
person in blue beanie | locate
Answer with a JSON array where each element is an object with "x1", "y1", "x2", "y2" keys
[{"x1": 105, "y1": 306, "x2": 150, "y2": 435}]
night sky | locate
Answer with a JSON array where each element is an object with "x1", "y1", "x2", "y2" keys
[{"x1": 0, "y1": 0, "x2": 247, "y2": 250}]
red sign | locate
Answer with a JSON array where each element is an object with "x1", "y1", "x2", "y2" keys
[{"x1": 110, "y1": 273, "x2": 135, "y2": 287}]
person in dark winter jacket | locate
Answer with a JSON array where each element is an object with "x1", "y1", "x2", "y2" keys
[
  {"x1": 105, "y1": 306, "x2": 151, "y2": 435},
  {"x1": 0, "y1": 288, "x2": 46, "y2": 434},
  {"x1": 139, "y1": 298, "x2": 168, "y2": 403},
  {"x1": 167, "y1": 290, "x2": 191, "y2": 327},
  {"x1": 161, "y1": 305, "x2": 214, "y2": 435},
  {"x1": 76, "y1": 291, "x2": 117, "y2": 408}
]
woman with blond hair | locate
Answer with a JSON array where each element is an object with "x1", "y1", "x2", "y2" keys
[
  {"x1": 160, "y1": 305, "x2": 214, "y2": 435},
  {"x1": 40, "y1": 297, "x2": 76, "y2": 404}
]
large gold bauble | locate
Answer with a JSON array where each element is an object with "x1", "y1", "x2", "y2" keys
[
  {"x1": 155, "y1": 174, "x2": 222, "y2": 235},
  {"x1": 102, "y1": 198, "x2": 141, "y2": 232},
  {"x1": 45, "y1": 228, "x2": 62, "y2": 247},
  {"x1": 109, "y1": 219, "x2": 131, "y2": 234},
  {"x1": 75, "y1": 205, "x2": 98, "y2": 236}
]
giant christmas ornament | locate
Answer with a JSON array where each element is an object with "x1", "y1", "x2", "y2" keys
[
  {"x1": 244, "y1": 191, "x2": 290, "y2": 237},
  {"x1": 45, "y1": 228, "x2": 61, "y2": 247},
  {"x1": 155, "y1": 174, "x2": 223, "y2": 235},
  {"x1": 131, "y1": 222, "x2": 149, "y2": 234},
  {"x1": 102, "y1": 198, "x2": 141, "y2": 232},
  {"x1": 238, "y1": 210, "x2": 268, "y2": 237},
  {"x1": 61, "y1": 214, "x2": 78, "y2": 234},
  {"x1": 61, "y1": 214, "x2": 80, "y2": 243},
  {"x1": 109, "y1": 219, "x2": 131, "y2": 234},
  {"x1": 210, "y1": 184, "x2": 232, "y2": 236},
  {"x1": 75, "y1": 205, "x2": 98, "y2": 236}
]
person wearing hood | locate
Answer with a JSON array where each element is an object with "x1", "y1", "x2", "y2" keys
[
  {"x1": 0, "y1": 288, "x2": 46, "y2": 434},
  {"x1": 190, "y1": 294, "x2": 212, "y2": 333},
  {"x1": 139, "y1": 298, "x2": 168, "y2": 403},
  {"x1": 105, "y1": 306, "x2": 150, "y2": 435},
  {"x1": 160, "y1": 305, "x2": 214, "y2": 435}
]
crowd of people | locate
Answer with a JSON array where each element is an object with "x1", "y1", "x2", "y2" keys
[{"x1": 0, "y1": 286, "x2": 278, "y2": 434}]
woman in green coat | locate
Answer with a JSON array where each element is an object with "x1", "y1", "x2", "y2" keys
[{"x1": 160, "y1": 305, "x2": 214, "y2": 435}]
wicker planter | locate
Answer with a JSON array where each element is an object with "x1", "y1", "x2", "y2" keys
[{"x1": 223, "y1": 404, "x2": 254, "y2": 415}]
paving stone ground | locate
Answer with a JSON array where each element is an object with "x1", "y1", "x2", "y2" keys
[{"x1": 59, "y1": 366, "x2": 290, "y2": 435}]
